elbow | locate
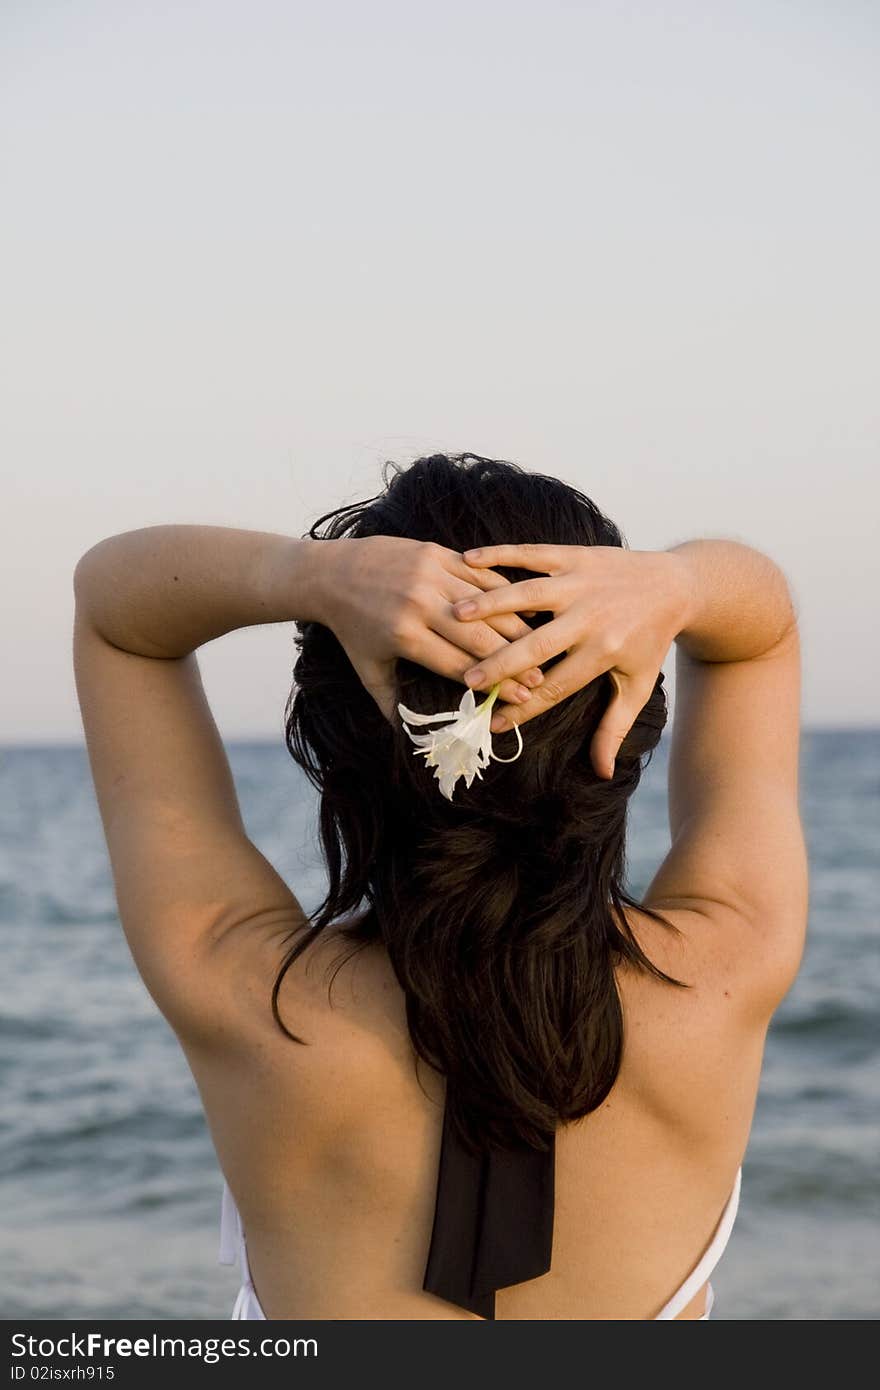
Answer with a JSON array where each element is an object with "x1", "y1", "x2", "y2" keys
[
  {"x1": 73, "y1": 536, "x2": 118, "y2": 599},
  {"x1": 73, "y1": 551, "x2": 100, "y2": 605}
]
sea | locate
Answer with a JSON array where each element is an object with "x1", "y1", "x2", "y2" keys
[{"x1": 1, "y1": 731, "x2": 877, "y2": 1321}]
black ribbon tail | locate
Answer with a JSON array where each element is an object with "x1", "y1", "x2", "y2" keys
[{"x1": 422, "y1": 1088, "x2": 555, "y2": 1319}]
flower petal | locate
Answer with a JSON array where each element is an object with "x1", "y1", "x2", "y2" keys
[
  {"x1": 402, "y1": 727, "x2": 438, "y2": 748},
  {"x1": 456, "y1": 687, "x2": 478, "y2": 715},
  {"x1": 397, "y1": 702, "x2": 460, "y2": 726}
]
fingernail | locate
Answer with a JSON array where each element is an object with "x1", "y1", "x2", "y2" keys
[
  {"x1": 455, "y1": 600, "x2": 477, "y2": 616},
  {"x1": 490, "y1": 714, "x2": 509, "y2": 732},
  {"x1": 464, "y1": 548, "x2": 482, "y2": 560},
  {"x1": 465, "y1": 668, "x2": 485, "y2": 688},
  {"x1": 524, "y1": 670, "x2": 543, "y2": 687},
  {"x1": 512, "y1": 685, "x2": 530, "y2": 702}
]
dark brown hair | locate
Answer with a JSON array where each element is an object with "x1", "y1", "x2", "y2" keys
[{"x1": 272, "y1": 453, "x2": 680, "y2": 1154}]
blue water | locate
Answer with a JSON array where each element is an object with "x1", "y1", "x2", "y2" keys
[{"x1": 1, "y1": 732, "x2": 877, "y2": 1320}]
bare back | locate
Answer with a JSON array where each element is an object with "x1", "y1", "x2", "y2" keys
[{"x1": 181, "y1": 898, "x2": 767, "y2": 1321}]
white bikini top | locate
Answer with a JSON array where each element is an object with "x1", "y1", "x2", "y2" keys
[{"x1": 219, "y1": 1165, "x2": 742, "y2": 1321}]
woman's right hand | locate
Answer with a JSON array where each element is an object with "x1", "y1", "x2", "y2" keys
[{"x1": 452, "y1": 543, "x2": 693, "y2": 779}]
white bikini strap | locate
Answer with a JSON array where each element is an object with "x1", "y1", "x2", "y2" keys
[
  {"x1": 230, "y1": 1283, "x2": 249, "y2": 1319},
  {"x1": 654, "y1": 1168, "x2": 742, "y2": 1320},
  {"x1": 219, "y1": 1179, "x2": 242, "y2": 1266}
]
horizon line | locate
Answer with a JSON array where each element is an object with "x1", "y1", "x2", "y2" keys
[{"x1": 1, "y1": 724, "x2": 878, "y2": 752}]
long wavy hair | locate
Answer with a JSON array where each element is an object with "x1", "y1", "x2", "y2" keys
[{"x1": 272, "y1": 452, "x2": 681, "y2": 1155}]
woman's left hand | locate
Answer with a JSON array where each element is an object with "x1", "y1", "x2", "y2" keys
[{"x1": 312, "y1": 535, "x2": 545, "y2": 720}]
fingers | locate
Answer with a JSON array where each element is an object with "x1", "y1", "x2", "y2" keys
[
  {"x1": 453, "y1": 613, "x2": 580, "y2": 694},
  {"x1": 451, "y1": 575, "x2": 559, "y2": 623},
  {"x1": 489, "y1": 664, "x2": 654, "y2": 780},
  {"x1": 483, "y1": 610, "x2": 538, "y2": 643},
  {"x1": 484, "y1": 648, "x2": 600, "y2": 735},
  {"x1": 462, "y1": 543, "x2": 571, "y2": 575},
  {"x1": 440, "y1": 578, "x2": 545, "y2": 684},
  {"x1": 403, "y1": 629, "x2": 541, "y2": 709},
  {"x1": 445, "y1": 552, "x2": 527, "y2": 592},
  {"x1": 588, "y1": 670, "x2": 656, "y2": 780},
  {"x1": 446, "y1": 577, "x2": 536, "y2": 645},
  {"x1": 350, "y1": 652, "x2": 399, "y2": 722},
  {"x1": 431, "y1": 609, "x2": 546, "y2": 694}
]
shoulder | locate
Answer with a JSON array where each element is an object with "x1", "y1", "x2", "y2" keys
[
  {"x1": 617, "y1": 896, "x2": 804, "y2": 1023},
  {"x1": 186, "y1": 910, "x2": 411, "y2": 1059},
  {"x1": 612, "y1": 899, "x2": 797, "y2": 1140},
  {"x1": 175, "y1": 913, "x2": 442, "y2": 1147}
]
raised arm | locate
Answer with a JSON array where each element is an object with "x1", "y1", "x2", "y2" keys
[
  {"x1": 643, "y1": 539, "x2": 808, "y2": 1009},
  {"x1": 71, "y1": 525, "x2": 546, "y2": 1039},
  {"x1": 452, "y1": 534, "x2": 808, "y2": 1013}
]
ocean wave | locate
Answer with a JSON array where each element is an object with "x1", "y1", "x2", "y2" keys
[
  {"x1": 743, "y1": 1158, "x2": 878, "y2": 1209},
  {"x1": 0, "y1": 1014, "x2": 87, "y2": 1042},
  {"x1": 0, "y1": 882, "x2": 119, "y2": 925},
  {"x1": 771, "y1": 1000, "x2": 878, "y2": 1045}
]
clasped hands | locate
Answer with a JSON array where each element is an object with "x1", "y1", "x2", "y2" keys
[{"x1": 314, "y1": 534, "x2": 688, "y2": 781}]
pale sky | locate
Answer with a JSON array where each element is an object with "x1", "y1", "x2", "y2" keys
[{"x1": 2, "y1": 0, "x2": 877, "y2": 741}]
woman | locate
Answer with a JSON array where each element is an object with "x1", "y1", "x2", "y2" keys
[{"x1": 72, "y1": 452, "x2": 807, "y2": 1320}]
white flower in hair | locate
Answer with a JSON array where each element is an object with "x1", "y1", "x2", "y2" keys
[{"x1": 397, "y1": 683, "x2": 524, "y2": 802}]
